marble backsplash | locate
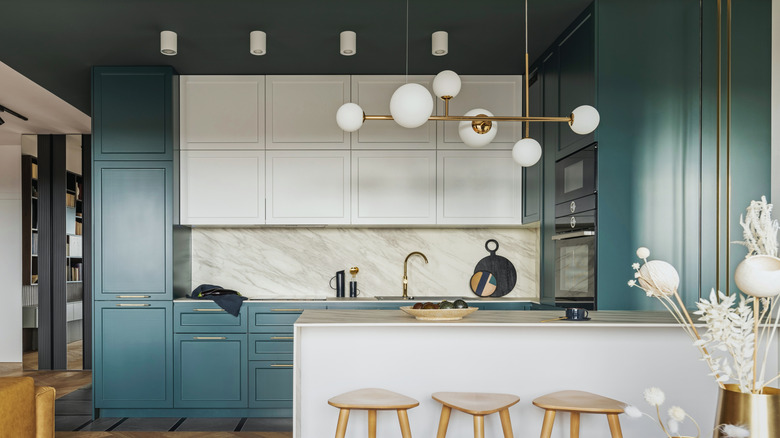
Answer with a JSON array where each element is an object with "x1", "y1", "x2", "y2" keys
[{"x1": 191, "y1": 227, "x2": 539, "y2": 300}]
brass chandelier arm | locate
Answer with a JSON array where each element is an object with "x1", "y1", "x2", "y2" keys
[{"x1": 363, "y1": 114, "x2": 572, "y2": 123}]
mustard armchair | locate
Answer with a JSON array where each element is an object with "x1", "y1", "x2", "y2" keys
[{"x1": 0, "y1": 377, "x2": 55, "y2": 438}]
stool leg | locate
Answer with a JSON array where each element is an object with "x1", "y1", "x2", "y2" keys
[
  {"x1": 606, "y1": 414, "x2": 624, "y2": 438},
  {"x1": 498, "y1": 408, "x2": 514, "y2": 438},
  {"x1": 473, "y1": 415, "x2": 485, "y2": 438},
  {"x1": 397, "y1": 409, "x2": 413, "y2": 438},
  {"x1": 540, "y1": 410, "x2": 556, "y2": 438},
  {"x1": 436, "y1": 405, "x2": 452, "y2": 438},
  {"x1": 570, "y1": 412, "x2": 580, "y2": 438},
  {"x1": 368, "y1": 409, "x2": 377, "y2": 438},
  {"x1": 335, "y1": 408, "x2": 350, "y2": 438}
]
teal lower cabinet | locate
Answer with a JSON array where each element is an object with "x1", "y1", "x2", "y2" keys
[
  {"x1": 94, "y1": 301, "x2": 173, "y2": 410},
  {"x1": 174, "y1": 334, "x2": 247, "y2": 408},
  {"x1": 249, "y1": 361, "x2": 293, "y2": 410}
]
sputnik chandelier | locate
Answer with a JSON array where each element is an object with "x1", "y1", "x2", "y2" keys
[{"x1": 335, "y1": 0, "x2": 600, "y2": 167}]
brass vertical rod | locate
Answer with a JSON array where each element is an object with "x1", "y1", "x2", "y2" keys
[
  {"x1": 444, "y1": 97, "x2": 449, "y2": 117},
  {"x1": 524, "y1": 0, "x2": 530, "y2": 138},
  {"x1": 716, "y1": 0, "x2": 722, "y2": 295},
  {"x1": 726, "y1": 0, "x2": 732, "y2": 296}
]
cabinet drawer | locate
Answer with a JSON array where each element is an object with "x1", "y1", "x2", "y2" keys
[
  {"x1": 174, "y1": 302, "x2": 247, "y2": 333},
  {"x1": 249, "y1": 333, "x2": 293, "y2": 361},
  {"x1": 174, "y1": 333, "x2": 247, "y2": 408},
  {"x1": 248, "y1": 303, "x2": 325, "y2": 333},
  {"x1": 249, "y1": 360, "x2": 293, "y2": 409}
]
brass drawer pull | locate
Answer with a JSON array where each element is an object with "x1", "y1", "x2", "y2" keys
[
  {"x1": 193, "y1": 336, "x2": 227, "y2": 340},
  {"x1": 193, "y1": 308, "x2": 226, "y2": 312},
  {"x1": 116, "y1": 303, "x2": 150, "y2": 307},
  {"x1": 270, "y1": 336, "x2": 294, "y2": 340},
  {"x1": 116, "y1": 295, "x2": 150, "y2": 299},
  {"x1": 270, "y1": 364, "x2": 294, "y2": 367},
  {"x1": 271, "y1": 309, "x2": 303, "y2": 312}
]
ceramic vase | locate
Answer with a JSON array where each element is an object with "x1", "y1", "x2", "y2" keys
[
  {"x1": 712, "y1": 384, "x2": 780, "y2": 437},
  {"x1": 733, "y1": 255, "x2": 780, "y2": 297}
]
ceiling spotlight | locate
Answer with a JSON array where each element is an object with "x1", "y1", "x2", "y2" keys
[
  {"x1": 0, "y1": 116, "x2": 4, "y2": 126},
  {"x1": 160, "y1": 30, "x2": 177, "y2": 56},
  {"x1": 432, "y1": 31, "x2": 448, "y2": 56},
  {"x1": 340, "y1": 31, "x2": 356, "y2": 56},
  {"x1": 250, "y1": 31, "x2": 266, "y2": 56}
]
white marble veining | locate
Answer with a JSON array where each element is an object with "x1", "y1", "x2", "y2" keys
[{"x1": 191, "y1": 227, "x2": 539, "y2": 299}]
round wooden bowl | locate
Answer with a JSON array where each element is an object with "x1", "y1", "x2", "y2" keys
[{"x1": 400, "y1": 306, "x2": 478, "y2": 321}]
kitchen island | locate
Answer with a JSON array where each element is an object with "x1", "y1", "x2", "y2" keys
[{"x1": 294, "y1": 309, "x2": 778, "y2": 438}]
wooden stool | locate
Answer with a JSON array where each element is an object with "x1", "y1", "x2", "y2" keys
[
  {"x1": 328, "y1": 388, "x2": 419, "y2": 438},
  {"x1": 532, "y1": 390, "x2": 625, "y2": 438},
  {"x1": 432, "y1": 392, "x2": 520, "y2": 438}
]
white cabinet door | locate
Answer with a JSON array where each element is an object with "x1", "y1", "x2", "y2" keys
[
  {"x1": 265, "y1": 76, "x2": 350, "y2": 150},
  {"x1": 180, "y1": 150, "x2": 265, "y2": 225},
  {"x1": 265, "y1": 151, "x2": 350, "y2": 224},
  {"x1": 180, "y1": 76, "x2": 264, "y2": 150},
  {"x1": 437, "y1": 150, "x2": 523, "y2": 225},
  {"x1": 351, "y1": 150, "x2": 436, "y2": 224},
  {"x1": 351, "y1": 75, "x2": 436, "y2": 149},
  {"x1": 436, "y1": 75, "x2": 523, "y2": 150}
]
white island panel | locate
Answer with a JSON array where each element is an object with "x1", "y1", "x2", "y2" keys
[{"x1": 294, "y1": 310, "x2": 778, "y2": 438}]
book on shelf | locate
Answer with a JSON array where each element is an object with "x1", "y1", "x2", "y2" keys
[
  {"x1": 67, "y1": 235, "x2": 83, "y2": 258},
  {"x1": 74, "y1": 221, "x2": 82, "y2": 235},
  {"x1": 31, "y1": 233, "x2": 38, "y2": 256},
  {"x1": 31, "y1": 163, "x2": 38, "y2": 179},
  {"x1": 66, "y1": 193, "x2": 76, "y2": 208}
]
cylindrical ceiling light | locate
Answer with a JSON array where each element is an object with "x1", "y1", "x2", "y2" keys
[
  {"x1": 340, "y1": 31, "x2": 356, "y2": 56},
  {"x1": 250, "y1": 31, "x2": 266, "y2": 56},
  {"x1": 160, "y1": 30, "x2": 177, "y2": 56},
  {"x1": 432, "y1": 31, "x2": 448, "y2": 56}
]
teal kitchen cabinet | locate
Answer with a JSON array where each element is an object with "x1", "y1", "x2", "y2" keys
[
  {"x1": 250, "y1": 361, "x2": 293, "y2": 410},
  {"x1": 92, "y1": 66, "x2": 173, "y2": 161},
  {"x1": 174, "y1": 334, "x2": 247, "y2": 408},
  {"x1": 93, "y1": 301, "x2": 173, "y2": 409},
  {"x1": 174, "y1": 301, "x2": 248, "y2": 333},
  {"x1": 93, "y1": 161, "x2": 173, "y2": 300},
  {"x1": 522, "y1": 67, "x2": 544, "y2": 224}
]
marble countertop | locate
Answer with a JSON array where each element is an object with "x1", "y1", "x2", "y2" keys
[
  {"x1": 174, "y1": 297, "x2": 535, "y2": 303},
  {"x1": 295, "y1": 309, "x2": 690, "y2": 327}
]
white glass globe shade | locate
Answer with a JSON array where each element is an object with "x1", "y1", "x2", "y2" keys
[
  {"x1": 336, "y1": 103, "x2": 364, "y2": 132},
  {"x1": 569, "y1": 105, "x2": 600, "y2": 134},
  {"x1": 512, "y1": 138, "x2": 542, "y2": 167},
  {"x1": 734, "y1": 255, "x2": 780, "y2": 297},
  {"x1": 432, "y1": 70, "x2": 461, "y2": 98},
  {"x1": 389, "y1": 83, "x2": 434, "y2": 129},
  {"x1": 458, "y1": 109, "x2": 497, "y2": 147}
]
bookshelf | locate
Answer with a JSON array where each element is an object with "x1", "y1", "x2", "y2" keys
[
  {"x1": 21, "y1": 155, "x2": 38, "y2": 285},
  {"x1": 66, "y1": 170, "x2": 83, "y2": 282}
]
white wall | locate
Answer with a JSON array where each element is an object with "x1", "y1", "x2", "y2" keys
[{"x1": 0, "y1": 145, "x2": 22, "y2": 362}]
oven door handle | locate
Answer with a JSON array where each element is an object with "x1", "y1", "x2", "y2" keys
[{"x1": 551, "y1": 230, "x2": 596, "y2": 241}]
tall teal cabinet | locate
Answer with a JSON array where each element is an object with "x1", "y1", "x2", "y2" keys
[{"x1": 91, "y1": 66, "x2": 179, "y2": 417}]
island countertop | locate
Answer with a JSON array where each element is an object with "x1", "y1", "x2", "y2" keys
[{"x1": 294, "y1": 309, "x2": 686, "y2": 327}]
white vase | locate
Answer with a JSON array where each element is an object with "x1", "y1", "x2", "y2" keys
[{"x1": 734, "y1": 255, "x2": 780, "y2": 297}]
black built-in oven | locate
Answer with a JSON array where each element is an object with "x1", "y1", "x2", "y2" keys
[{"x1": 553, "y1": 144, "x2": 597, "y2": 309}]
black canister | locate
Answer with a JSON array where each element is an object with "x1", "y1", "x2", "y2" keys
[
  {"x1": 349, "y1": 281, "x2": 358, "y2": 297},
  {"x1": 330, "y1": 270, "x2": 345, "y2": 297}
]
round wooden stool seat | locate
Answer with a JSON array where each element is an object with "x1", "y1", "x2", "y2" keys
[
  {"x1": 431, "y1": 392, "x2": 520, "y2": 438},
  {"x1": 532, "y1": 390, "x2": 626, "y2": 438},
  {"x1": 328, "y1": 388, "x2": 419, "y2": 438}
]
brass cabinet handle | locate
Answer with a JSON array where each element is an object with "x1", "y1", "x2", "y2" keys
[
  {"x1": 270, "y1": 336, "x2": 294, "y2": 340},
  {"x1": 193, "y1": 309, "x2": 225, "y2": 312},
  {"x1": 271, "y1": 309, "x2": 303, "y2": 312},
  {"x1": 193, "y1": 336, "x2": 227, "y2": 340},
  {"x1": 116, "y1": 303, "x2": 150, "y2": 307},
  {"x1": 270, "y1": 364, "x2": 293, "y2": 367},
  {"x1": 116, "y1": 295, "x2": 150, "y2": 299}
]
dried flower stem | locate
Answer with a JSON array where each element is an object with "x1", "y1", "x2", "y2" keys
[
  {"x1": 753, "y1": 298, "x2": 759, "y2": 393},
  {"x1": 759, "y1": 298, "x2": 780, "y2": 393},
  {"x1": 685, "y1": 413, "x2": 701, "y2": 438},
  {"x1": 656, "y1": 405, "x2": 672, "y2": 438},
  {"x1": 671, "y1": 290, "x2": 726, "y2": 389}
]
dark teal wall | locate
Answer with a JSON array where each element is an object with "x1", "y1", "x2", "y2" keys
[{"x1": 595, "y1": 0, "x2": 771, "y2": 310}]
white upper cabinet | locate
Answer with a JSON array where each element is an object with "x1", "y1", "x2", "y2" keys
[
  {"x1": 350, "y1": 76, "x2": 436, "y2": 149},
  {"x1": 436, "y1": 75, "x2": 523, "y2": 150},
  {"x1": 180, "y1": 76, "x2": 265, "y2": 150},
  {"x1": 265, "y1": 76, "x2": 350, "y2": 149},
  {"x1": 180, "y1": 150, "x2": 265, "y2": 225},
  {"x1": 437, "y1": 150, "x2": 523, "y2": 225},
  {"x1": 265, "y1": 151, "x2": 350, "y2": 224},
  {"x1": 351, "y1": 150, "x2": 436, "y2": 224}
]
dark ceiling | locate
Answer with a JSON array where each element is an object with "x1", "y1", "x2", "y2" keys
[{"x1": 2, "y1": 0, "x2": 592, "y2": 116}]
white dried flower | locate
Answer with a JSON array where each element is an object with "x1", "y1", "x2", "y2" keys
[
  {"x1": 634, "y1": 272, "x2": 641, "y2": 278},
  {"x1": 637, "y1": 247, "x2": 651, "y2": 259},
  {"x1": 668, "y1": 419, "x2": 680, "y2": 434},
  {"x1": 643, "y1": 387, "x2": 665, "y2": 406},
  {"x1": 623, "y1": 405, "x2": 643, "y2": 418},
  {"x1": 720, "y1": 424, "x2": 750, "y2": 437},
  {"x1": 668, "y1": 405, "x2": 686, "y2": 422},
  {"x1": 627, "y1": 280, "x2": 636, "y2": 287},
  {"x1": 632, "y1": 262, "x2": 640, "y2": 270},
  {"x1": 638, "y1": 260, "x2": 680, "y2": 297}
]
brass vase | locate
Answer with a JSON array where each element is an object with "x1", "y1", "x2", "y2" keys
[{"x1": 712, "y1": 384, "x2": 780, "y2": 437}]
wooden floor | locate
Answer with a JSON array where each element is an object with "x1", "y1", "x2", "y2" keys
[
  {"x1": 56, "y1": 433, "x2": 291, "y2": 438},
  {"x1": 0, "y1": 341, "x2": 91, "y2": 398}
]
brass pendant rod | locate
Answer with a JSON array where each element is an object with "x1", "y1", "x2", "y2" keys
[
  {"x1": 364, "y1": 114, "x2": 572, "y2": 123},
  {"x1": 716, "y1": 0, "x2": 722, "y2": 295},
  {"x1": 726, "y1": 0, "x2": 732, "y2": 297},
  {"x1": 524, "y1": 0, "x2": 530, "y2": 139}
]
